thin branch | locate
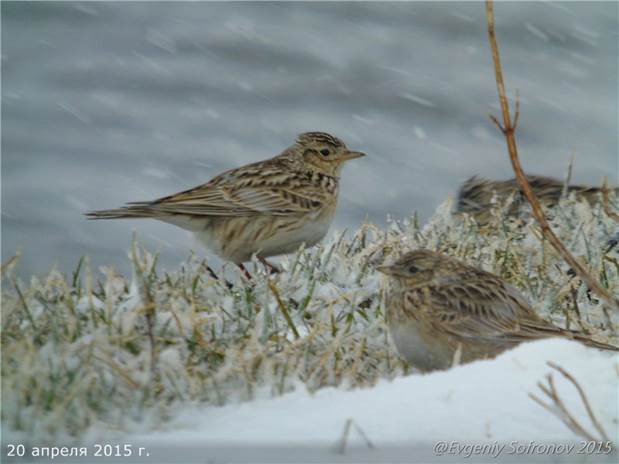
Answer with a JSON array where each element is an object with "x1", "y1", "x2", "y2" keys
[
  {"x1": 336, "y1": 418, "x2": 374, "y2": 455},
  {"x1": 485, "y1": 0, "x2": 619, "y2": 313},
  {"x1": 547, "y1": 362, "x2": 610, "y2": 442},
  {"x1": 512, "y1": 90, "x2": 521, "y2": 131},
  {"x1": 352, "y1": 421, "x2": 375, "y2": 451},
  {"x1": 529, "y1": 378, "x2": 596, "y2": 440},
  {"x1": 337, "y1": 418, "x2": 353, "y2": 455},
  {"x1": 529, "y1": 362, "x2": 609, "y2": 442},
  {"x1": 489, "y1": 114, "x2": 505, "y2": 133}
]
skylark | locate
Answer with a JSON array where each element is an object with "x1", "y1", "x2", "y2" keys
[
  {"x1": 456, "y1": 174, "x2": 614, "y2": 226},
  {"x1": 86, "y1": 132, "x2": 365, "y2": 268},
  {"x1": 378, "y1": 250, "x2": 618, "y2": 372}
]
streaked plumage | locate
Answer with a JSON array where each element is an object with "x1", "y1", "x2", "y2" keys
[
  {"x1": 86, "y1": 132, "x2": 365, "y2": 263},
  {"x1": 456, "y1": 174, "x2": 614, "y2": 226},
  {"x1": 378, "y1": 250, "x2": 618, "y2": 372}
]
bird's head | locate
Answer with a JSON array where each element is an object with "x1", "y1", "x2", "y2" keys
[
  {"x1": 377, "y1": 249, "x2": 466, "y2": 287},
  {"x1": 292, "y1": 132, "x2": 365, "y2": 176}
]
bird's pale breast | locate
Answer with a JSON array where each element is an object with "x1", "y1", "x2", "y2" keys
[{"x1": 193, "y1": 198, "x2": 337, "y2": 263}]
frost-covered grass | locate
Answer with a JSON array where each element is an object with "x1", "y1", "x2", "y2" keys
[{"x1": 2, "y1": 195, "x2": 618, "y2": 446}]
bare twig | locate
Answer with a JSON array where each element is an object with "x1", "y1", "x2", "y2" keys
[
  {"x1": 512, "y1": 89, "x2": 521, "y2": 131},
  {"x1": 601, "y1": 176, "x2": 619, "y2": 224},
  {"x1": 529, "y1": 362, "x2": 609, "y2": 442},
  {"x1": 336, "y1": 418, "x2": 374, "y2": 455},
  {"x1": 489, "y1": 114, "x2": 504, "y2": 133},
  {"x1": 547, "y1": 362, "x2": 610, "y2": 442},
  {"x1": 353, "y1": 421, "x2": 375, "y2": 451},
  {"x1": 485, "y1": 0, "x2": 619, "y2": 313},
  {"x1": 337, "y1": 418, "x2": 353, "y2": 454}
]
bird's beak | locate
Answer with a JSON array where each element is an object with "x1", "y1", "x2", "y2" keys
[
  {"x1": 376, "y1": 265, "x2": 393, "y2": 275},
  {"x1": 341, "y1": 150, "x2": 366, "y2": 161}
]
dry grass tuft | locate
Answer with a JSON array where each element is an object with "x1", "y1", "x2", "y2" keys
[{"x1": 2, "y1": 194, "x2": 618, "y2": 445}]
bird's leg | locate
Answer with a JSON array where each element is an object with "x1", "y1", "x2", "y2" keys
[
  {"x1": 237, "y1": 263, "x2": 253, "y2": 281},
  {"x1": 258, "y1": 257, "x2": 282, "y2": 274},
  {"x1": 202, "y1": 263, "x2": 233, "y2": 290}
]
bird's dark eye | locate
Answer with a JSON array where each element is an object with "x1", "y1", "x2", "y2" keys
[
  {"x1": 408, "y1": 265, "x2": 419, "y2": 274},
  {"x1": 320, "y1": 148, "x2": 330, "y2": 157}
]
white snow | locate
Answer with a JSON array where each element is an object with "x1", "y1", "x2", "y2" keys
[{"x1": 124, "y1": 339, "x2": 618, "y2": 461}]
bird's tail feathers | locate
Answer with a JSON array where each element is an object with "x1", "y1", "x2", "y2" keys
[
  {"x1": 85, "y1": 202, "x2": 158, "y2": 220},
  {"x1": 571, "y1": 332, "x2": 619, "y2": 352}
]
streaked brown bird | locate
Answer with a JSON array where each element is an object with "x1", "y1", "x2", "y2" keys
[
  {"x1": 378, "y1": 250, "x2": 618, "y2": 372},
  {"x1": 456, "y1": 174, "x2": 614, "y2": 226},
  {"x1": 86, "y1": 132, "x2": 365, "y2": 269}
]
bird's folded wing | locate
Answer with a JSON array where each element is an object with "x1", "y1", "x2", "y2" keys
[
  {"x1": 136, "y1": 182, "x2": 325, "y2": 217},
  {"x1": 411, "y1": 282, "x2": 560, "y2": 342}
]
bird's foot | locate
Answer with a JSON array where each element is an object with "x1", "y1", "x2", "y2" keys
[
  {"x1": 203, "y1": 263, "x2": 234, "y2": 289},
  {"x1": 258, "y1": 257, "x2": 282, "y2": 275},
  {"x1": 237, "y1": 263, "x2": 254, "y2": 281}
]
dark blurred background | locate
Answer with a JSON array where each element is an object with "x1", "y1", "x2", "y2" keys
[{"x1": 2, "y1": 1, "x2": 617, "y2": 277}]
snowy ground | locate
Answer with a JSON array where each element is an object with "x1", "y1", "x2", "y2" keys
[
  {"x1": 3, "y1": 195, "x2": 618, "y2": 463},
  {"x1": 115, "y1": 339, "x2": 618, "y2": 463}
]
